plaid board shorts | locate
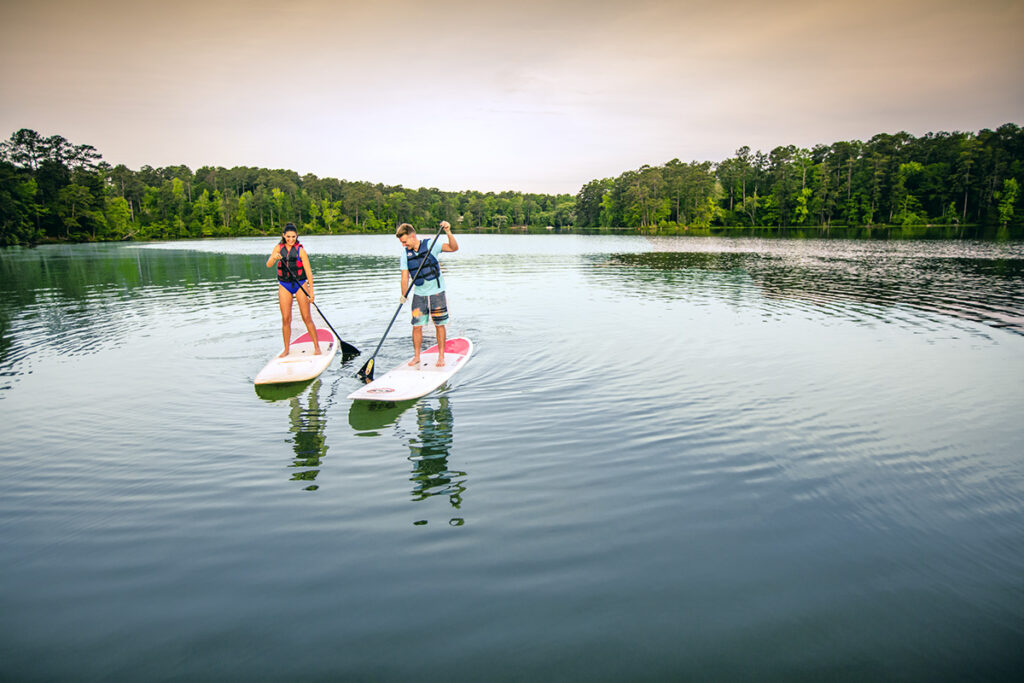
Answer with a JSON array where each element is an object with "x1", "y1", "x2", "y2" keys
[{"x1": 410, "y1": 291, "x2": 449, "y2": 327}]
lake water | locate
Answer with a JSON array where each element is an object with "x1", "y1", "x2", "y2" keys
[{"x1": 2, "y1": 234, "x2": 1023, "y2": 680}]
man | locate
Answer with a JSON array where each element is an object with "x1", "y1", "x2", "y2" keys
[{"x1": 397, "y1": 221, "x2": 459, "y2": 366}]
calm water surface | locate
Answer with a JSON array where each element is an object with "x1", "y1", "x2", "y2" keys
[{"x1": 1, "y1": 234, "x2": 1023, "y2": 680}]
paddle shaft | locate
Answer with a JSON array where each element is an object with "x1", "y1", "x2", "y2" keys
[
  {"x1": 280, "y1": 250, "x2": 359, "y2": 356},
  {"x1": 359, "y1": 222, "x2": 447, "y2": 378}
]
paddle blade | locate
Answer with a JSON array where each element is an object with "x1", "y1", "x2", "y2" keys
[
  {"x1": 357, "y1": 357, "x2": 374, "y2": 382},
  {"x1": 340, "y1": 340, "x2": 360, "y2": 356}
]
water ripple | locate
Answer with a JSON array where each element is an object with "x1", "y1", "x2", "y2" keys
[{"x1": 2, "y1": 236, "x2": 1023, "y2": 679}]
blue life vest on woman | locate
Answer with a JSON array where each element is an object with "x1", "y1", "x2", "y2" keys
[
  {"x1": 405, "y1": 239, "x2": 440, "y2": 285},
  {"x1": 277, "y1": 243, "x2": 305, "y2": 282}
]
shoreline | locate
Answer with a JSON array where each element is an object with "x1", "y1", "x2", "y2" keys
[{"x1": 7, "y1": 223, "x2": 1023, "y2": 247}]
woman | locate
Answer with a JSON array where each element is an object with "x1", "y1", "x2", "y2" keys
[{"x1": 266, "y1": 223, "x2": 322, "y2": 357}]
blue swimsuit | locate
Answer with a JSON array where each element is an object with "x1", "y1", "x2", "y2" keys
[{"x1": 279, "y1": 280, "x2": 306, "y2": 295}]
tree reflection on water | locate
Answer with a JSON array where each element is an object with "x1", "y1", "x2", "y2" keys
[{"x1": 602, "y1": 247, "x2": 1024, "y2": 335}]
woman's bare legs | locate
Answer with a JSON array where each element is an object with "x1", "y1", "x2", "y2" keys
[
  {"x1": 278, "y1": 285, "x2": 294, "y2": 357},
  {"x1": 295, "y1": 287, "x2": 322, "y2": 355}
]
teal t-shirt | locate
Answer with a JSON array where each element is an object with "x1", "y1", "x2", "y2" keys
[{"x1": 400, "y1": 238, "x2": 446, "y2": 296}]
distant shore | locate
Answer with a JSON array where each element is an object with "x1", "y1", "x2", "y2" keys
[
  {"x1": 3, "y1": 123, "x2": 1021, "y2": 247},
  {"x1": 8, "y1": 223, "x2": 1022, "y2": 248}
]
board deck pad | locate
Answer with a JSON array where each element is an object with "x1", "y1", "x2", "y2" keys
[
  {"x1": 348, "y1": 337, "x2": 473, "y2": 401},
  {"x1": 254, "y1": 327, "x2": 338, "y2": 385}
]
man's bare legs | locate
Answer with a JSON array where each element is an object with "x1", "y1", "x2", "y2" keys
[
  {"x1": 435, "y1": 324, "x2": 447, "y2": 366},
  {"x1": 407, "y1": 324, "x2": 446, "y2": 366},
  {"x1": 408, "y1": 325, "x2": 423, "y2": 366}
]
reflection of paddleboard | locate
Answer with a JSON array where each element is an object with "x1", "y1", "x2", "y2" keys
[
  {"x1": 255, "y1": 328, "x2": 337, "y2": 385},
  {"x1": 347, "y1": 399, "x2": 415, "y2": 431},
  {"x1": 254, "y1": 379, "x2": 312, "y2": 401},
  {"x1": 348, "y1": 338, "x2": 473, "y2": 402}
]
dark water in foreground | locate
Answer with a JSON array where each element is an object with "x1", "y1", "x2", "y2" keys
[{"x1": 1, "y1": 235, "x2": 1023, "y2": 680}]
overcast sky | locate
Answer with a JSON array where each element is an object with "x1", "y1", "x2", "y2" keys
[{"x1": 1, "y1": 0, "x2": 1021, "y2": 194}]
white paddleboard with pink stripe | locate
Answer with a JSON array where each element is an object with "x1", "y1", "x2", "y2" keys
[
  {"x1": 254, "y1": 328, "x2": 338, "y2": 385},
  {"x1": 348, "y1": 338, "x2": 473, "y2": 401}
]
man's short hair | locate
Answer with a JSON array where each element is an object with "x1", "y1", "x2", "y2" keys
[{"x1": 396, "y1": 223, "x2": 415, "y2": 238}]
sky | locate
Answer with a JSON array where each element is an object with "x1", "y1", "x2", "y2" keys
[{"x1": 1, "y1": 0, "x2": 1022, "y2": 195}]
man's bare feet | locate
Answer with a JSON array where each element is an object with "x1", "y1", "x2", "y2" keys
[
  {"x1": 436, "y1": 355, "x2": 446, "y2": 367},
  {"x1": 408, "y1": 356, "x2": 420, "y2": 366},
  {"x1": 279, "y1": 348, "x2": 290, "y2": 358},
  {"x1": 313, "y1": 346, "x2": 322, "y2": 355}
]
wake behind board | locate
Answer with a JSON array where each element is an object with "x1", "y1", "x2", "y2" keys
[
  {"x1": 348, "y1": 338, "x2": 473, "y2": 401},
  {"x1": 254, "y1": 328, "x2": 338, "y2": 385}
]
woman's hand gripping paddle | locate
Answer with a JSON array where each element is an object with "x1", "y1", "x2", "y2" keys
[{"x1": 357, "y1": 221, "x2": 447, "y2": 382}]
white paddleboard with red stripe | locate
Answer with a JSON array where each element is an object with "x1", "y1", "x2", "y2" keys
[
  {"x1": 254, "y1": 328, "x2": 338, "y2": 385},
  {"x1": 348, "y1": 338, "x2": 473, "y2": 401}
]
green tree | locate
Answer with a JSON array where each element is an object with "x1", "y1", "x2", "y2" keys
[
  {"x1": 0, "y1": 163, "x2": 41, "y2": 245},
  {"x1": 793, "y1": 187, "x2": 812, "y2": 224},
  {"x1": 56, "y1": 182, "x2": 100, "y2": 238},
  {"x1": 192, "y1": 190, "x2": 217, "y2": 236},
  {"x1": 103, "y1": 195, "x2": 133, "y2": 240},
  {"x1": 321, "y1": 199, "x2": 341, "y2": 233},
  {"x1": 893, "y1": 161, "x2": 926, "y2": 225},
  {"x1": 954, "y1": 137, "x2": 982, "y2": 223},
  {"x1": 995, "y1": 177, "x2": 1019, "y2": 227},
  {"x1": 235, "y1": 191, "x2": 254, "y2": 234},
  {"x1": 1, "y1": 129, "x2": 49, "y2": 171}
]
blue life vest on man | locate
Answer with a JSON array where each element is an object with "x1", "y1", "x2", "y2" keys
[
  {"x1": 277, "y1": 243, "x2": 305, "y2": 282},
  {"x1": 405, "y1": 238, "x2": 440, "y2": 285}
]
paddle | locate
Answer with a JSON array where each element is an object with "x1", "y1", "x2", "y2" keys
[
  {"x1": 279, "y1": 252, "x2": 360, "y2": 357},
  {"x1": 357, "y1": 221, "x2": 447, "y2": 382}
]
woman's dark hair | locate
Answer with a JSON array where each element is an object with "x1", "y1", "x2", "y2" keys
[{"x1": 279, "y1": 222, "x2": 298, "y2": 245}]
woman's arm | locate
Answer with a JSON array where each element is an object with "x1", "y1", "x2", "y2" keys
[{"x1": 266, "y1": 245, "x2": 282, "y2": 268}]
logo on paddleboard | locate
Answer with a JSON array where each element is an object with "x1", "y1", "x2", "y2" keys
[{"x1": 367, "y1": 387, "x2": 395, "y2": 394}]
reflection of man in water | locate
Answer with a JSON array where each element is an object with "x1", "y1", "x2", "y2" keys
[
  {"x1": 407, "y1": 398, "x2": 465, "y2": 522},
  {"x1": 287, "y1": 379, "x2": 329, "y2": 491}
]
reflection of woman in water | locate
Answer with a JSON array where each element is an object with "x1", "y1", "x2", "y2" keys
[
  {"x1": 407, "y1": 398, "x2": 465, "y2": 513},
  {"x1": 287, "y1": 379, "x2": 329, "y2": 491}
]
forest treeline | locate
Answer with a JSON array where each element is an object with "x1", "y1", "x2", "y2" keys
[
  {"x1": 0, "y1": 128, "x2": 575, "y2": 246},
  {"x1": 1, "y1": 123, "x2": 1021, "y2": 246},
  {"x1": 578, "y1": 123, "x2": 1022, "y2": 231}
]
